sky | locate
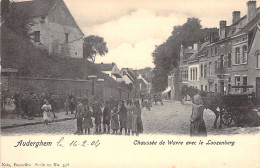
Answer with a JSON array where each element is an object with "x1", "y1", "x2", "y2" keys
[{"x1": 19, "y1": 0, "x2": 260, "y2": 69}]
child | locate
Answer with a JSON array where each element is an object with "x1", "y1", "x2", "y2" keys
[
  {"x1": 126, "y1": 107, "x2": 133, "y2": 135},
  {"x1": 103, "y1": 101, "x2": 111, "y2": 134},
  {"x1": 41, "y1": 99, "x2": 52, "y2": 125},
  {"x1": 64, "y1": 99, "x2": 70, "y2": 115},
  {"x1": 82, "y1": 98, "x2": 93, "y2": 135},
  {"x1": 190, "y1": 94, "x2": 207, "y2": 137},
  {"x1": 111, "y1": 105, "x2": 119, "y2": 134}
]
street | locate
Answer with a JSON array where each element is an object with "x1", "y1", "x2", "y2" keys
[{"x1": 2, "y1": 100, "x2": 260, "y2": 135}]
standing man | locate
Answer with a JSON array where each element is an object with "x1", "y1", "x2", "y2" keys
[
  {"x1": 75, "y1": 97, "x2": 84, "y2": 134},
  {"x1": 119, "y1": 101, "x2": 127, "y2": 135},
  {"x1": 92, "y1": 101, "x2": 102, "y2": 134}
]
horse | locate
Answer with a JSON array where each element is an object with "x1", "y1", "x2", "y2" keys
[{"x1": 179, "y1": 85, "x2": 224, "y2": 128}]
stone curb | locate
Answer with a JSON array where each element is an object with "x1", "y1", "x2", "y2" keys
[{"x1": 1, "y1": 117, "x2": 76, "y2": 130}]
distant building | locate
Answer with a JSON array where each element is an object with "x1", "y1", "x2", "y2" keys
[
  {"x1": 15, "y1": 0, "x2": 84, "y2": 58},
  {"x1": 95, "y1": 62, "x2": 121, "y2": 81}
]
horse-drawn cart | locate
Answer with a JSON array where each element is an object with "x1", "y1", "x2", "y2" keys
[{"x1": 221, "y1": 85, "x2": 257, "y2": 126}]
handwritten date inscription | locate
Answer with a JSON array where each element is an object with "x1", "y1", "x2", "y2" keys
[{"x1": 57, "y1": 137, "x2": 100, "y2": 148}]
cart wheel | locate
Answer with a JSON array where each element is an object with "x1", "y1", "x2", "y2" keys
[
  {"x1": 232, "y1": 114, "x2": 240, "y2": 125},
  {"x1": 222, "y1": 113, "x2": 233, "y2": 126}
]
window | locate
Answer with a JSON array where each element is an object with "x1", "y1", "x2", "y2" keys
[
  {"x1": 180, "y1": 71, "x2": 182, "y2": 80},
  {"x1": 215, "y1": 46, "x2": 218, "y2": 55},
  {"x1": 210, "y1": 48, "x2": 213, "y2": 56},
  {"x1": 65, "y1": 33, "x2": 69, "y2": 43},
  {"x1": 204, "y1": 65, "x2": 207, "y2": 77},
  {"x1": 220, "y1": 55, "x2": 224, "y2": 69},
  {"x1": 235, "y1": 47, "x2": 240, "y2": 64},
  {"x1": 215, "y1": 83, "x2": 217, "y2": 92},
  {"x1": 195, "y1": 68, "x2": 197, "y2": 81},
  {"x1": 205, "y1": 85, "x2": 208, "y2": 91},
  {"x1": 228, "y1": 53, "x2": 232, "y2": 68},
  {"x1": 201, "y1": 85, "x2": 203, "y2": 91},
  {"x1": 257, "y1": 53, "x2": 260, "y2": 68},
  {"x1": 242, "y1": 46, "x2": 247, "y2": 63},
  {"x1": 34, "y1": 31, "x2": 40, "y2": 42},
  {"x1": 215, "y1": 61, "x2": 217, "y2": 73},
  {"x1": 243, "y1": 76, "x2": 247, "y2": 92},
  {"x1": 190, "y1": 69, "x2": 192, "y2": 81},
  {"x1": 193, "y1": 68, "x2": 195, "y2": 80},
  {"x1": 209, "y1": 62, "x2": 212, "y2": 76},
  {"x1": 235, "y1": 76, "x2": 240, "y2": 92},
  {"x1": 200, "y1": 64, "x2": 203, "y2": 78}
]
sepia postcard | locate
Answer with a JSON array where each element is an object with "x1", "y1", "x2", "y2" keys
[{"x1": 1, "y1": 0, "x2": 260, "y2": 167}]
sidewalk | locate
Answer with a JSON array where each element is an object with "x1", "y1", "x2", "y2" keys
[{"x1": 1, "y1": 111, "x2": 75, "y2": 129}]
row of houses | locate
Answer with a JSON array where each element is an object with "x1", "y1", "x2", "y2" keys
[
  {"x1": 168, "y1": 0, "x2": 260, "y2": 99},
  {"x1": 95, "y1": 62, "x2": 152, "y2": 96}
]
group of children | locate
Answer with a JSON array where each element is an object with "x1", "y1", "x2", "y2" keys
[{"x1": 74, "y1": 98, "x2": 143, "y2": 136}]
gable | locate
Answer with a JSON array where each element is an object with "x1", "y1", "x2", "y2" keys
[
  {"x1": 249, "y1": 25, "x2": 260, "y2": 52},
  {"x1": 48, "y1": 0, "x2": 84, "y2": 35},
  {"x1": 15, "y1": 0, "x2": 59, "y2": 18}
]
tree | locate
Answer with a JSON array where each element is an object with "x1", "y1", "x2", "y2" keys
[
  {"x1": 152, "y1": 17, "x2": 206, "y2": 92},
  {"x1": 1, "y1": 0, "x2": 33, "y2": 38},
  {"x1": 83, "y1": 35, "x2": 108, "y2": 62}
]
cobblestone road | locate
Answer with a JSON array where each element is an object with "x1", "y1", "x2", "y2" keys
[{"x1": 2, "y1": 101, "x2": 260, "y2": 135}]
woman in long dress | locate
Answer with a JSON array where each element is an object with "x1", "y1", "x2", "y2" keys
[
  {"x1": 190, "y1": 94, "x2": 207, "y2": 136},
  {"x1": 41, "y1": 99, "x2": 52, "y2": 125},
  {"x1": 111, "y1": 105, "x2": 119, "y2": 134}
]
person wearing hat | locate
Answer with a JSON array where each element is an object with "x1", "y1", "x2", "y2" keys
[{"x1": 190, "y1": 94, "x2": 207, "y2": 136}]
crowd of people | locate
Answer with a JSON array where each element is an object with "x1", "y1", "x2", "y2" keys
[
  {"x1": 1, "y1": 90, "x2": 150, "y2": 136},
  {"x1": 1, "y1": 90, "x2": 69, "y2": 120}
]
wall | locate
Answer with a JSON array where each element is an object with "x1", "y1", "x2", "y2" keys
[{"x1": 1, "y1": 76, "x2": 92, "y2": 97}]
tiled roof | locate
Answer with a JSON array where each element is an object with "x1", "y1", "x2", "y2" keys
[
  {"x1": 95, "y1": 63, "x2": 113, "y2": 71},
  {"x1": 187, "y1": 41, "x2": 209, "y2": 62},
  {"x1": 14, "y1": 0, "x2": 60, "y2": 18},
  {"x1": 236, "y1": 13, "x2": 260, "y2": 35},
  {"x1": 127, "y1": 70, "x2": 137, "y2": 81}
]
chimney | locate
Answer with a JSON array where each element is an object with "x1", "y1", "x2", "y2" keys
[
  {"x1": 247, "y1": 1, "x2": 257, "y2": 23},
  {"x1": 219, "y1": 20, "x2": 227, "y2": 39},
  {"x1": 232, "y1": 11, "x2": 241, "y2": 23}
]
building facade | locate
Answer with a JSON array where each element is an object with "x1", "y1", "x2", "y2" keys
[
  {"x1": 16, "y1": 0, "x2": 84, "y2": 58},
  {"x1": 178, "y1": 0, "x2": 260, "y2": 98}
]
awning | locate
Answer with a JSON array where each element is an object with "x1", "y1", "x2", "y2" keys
[{"x1": 162, "y1": 87, "x2": 171, "y2": 93}]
